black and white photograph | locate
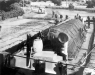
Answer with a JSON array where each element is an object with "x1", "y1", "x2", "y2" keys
[{"x1": 0, "y1": 0, "x2": 95, "y2": 75}]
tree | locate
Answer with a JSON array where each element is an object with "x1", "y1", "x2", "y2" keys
[
  {"x1": 0, "y1": 0, "x2": 21, "y2": 11},
  {"x1": 51, "y1": 0, "x2": 62, "y2": 6},
  {"x1": 86, "y1": 1, "x2": 94, "y2": 8},
  {"x1": 69, "y1": 3, "x2": 74, "y2": 9},
  {"x1": 10, "y1": 3, "x2": 20, "y2": 10},
  {"x1": 92, "y1": 0, "x2": 95, "y2": 6}
]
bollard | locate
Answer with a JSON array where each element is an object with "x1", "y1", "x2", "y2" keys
[
  {"x1": 55, "y1": 14, "x2": 57, "y2": 19},
  {"x1": 26, "y1": 34, "x2": 31, "y2": 67},
  {"x1": 60, "y1": 14, "x2": 63, "y2": 22},
  {"x1": 92, "y1": 16, "x2": 95, "y2": 32},
  {"x1": 0, "y1": 54, "x2": 3, "y2": 75},
  {"x1": 0, "y1": 26, "x2": 1, "y2": 31},
  {"x1": 87, "y1": 16, "x2": 90, "y2": 28},
  {"x1": 65, "y1": 15, "x2": 68, "y2": 20},
  {"x1": 52, "y1": 11, "x2": 55, "y2": 18}
]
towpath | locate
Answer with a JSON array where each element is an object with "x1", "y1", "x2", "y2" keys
[{"x1": 0, "y1": 12, "x2": 53, "y2": 52}]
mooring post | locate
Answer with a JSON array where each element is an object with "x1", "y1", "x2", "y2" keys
[
  {"x1": 26, "y1": 34, "x2": 31, "y2": 67},
  {"x1": 92, "y1": 16, "x2": 95, "y2": 33},
  {"x1": 52, "y1": 10, "x2": 55, "y2": 18},
  {"x1": 0, "y1": 26, "x2": 1, "y2": 31},
  {"x1": 66, "y1": 15, "x2": 68, "y2": 20},
  {"x1": 0, "y1": 54, "x2": 3, "y2": 75},
  {"x1": 87, "y1": 16, "x2": 90, "y2": 28},
  {"x1": 60, "y1": 14, "x2": 63, "y2": 22}
]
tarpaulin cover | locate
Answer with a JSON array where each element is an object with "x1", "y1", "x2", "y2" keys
[{"x1": 47, "y1": 19, "x2": 85, "y2": 58}]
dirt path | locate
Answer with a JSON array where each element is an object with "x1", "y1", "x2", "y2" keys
[{"x1": 0, "y1": 11, "x2": 52, "y2": 52}]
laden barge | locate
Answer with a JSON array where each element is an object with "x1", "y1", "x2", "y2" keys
[{"x1": 0, "y1": 18, "x2": 94, "y2": 75}]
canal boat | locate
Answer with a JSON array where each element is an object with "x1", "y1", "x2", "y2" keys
[
  {"x1": 31, "y1": 6, "x2": 46, "y2": 14},
  {"x1": 0, "y1": 18, "x2": 94, "y2": 75}
]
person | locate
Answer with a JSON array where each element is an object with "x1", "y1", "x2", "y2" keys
[
  {"x1": 55, "y1": 18, "x2": 59, "y2": 25},
  {"x1": 54, "y1": 14, "x2": 59, "y2": 25},
  {"x1": 76, "y1": 14, "x2": 79, "y2": 19},
  {"x1": 2, "y1": 15, "x2": 5, "y2": 20},
  {"x1": 52, "y1": 33, "x2": 68, "y2": 61},
  {"x1": 0, "y1": 26, "x2": 1, "y2": 31},
  {"x1": 50, "y1": 33, "x2": 68, "y2": 75},
  {"x1": 55, "y1": 13, "x2": 57, "y2": 19},
  {"x1": 75, "y1": 15, "x2": 77, "y2": 19},
  {"x1": 38, "y1": 7, "x2": 42, "y2": 13},
  {"x1": 79, "y1": 16, "x2": 82, "y2": 22},
  {"x1": 17, "y1": 16, "x2": 18, "y2": 19}
]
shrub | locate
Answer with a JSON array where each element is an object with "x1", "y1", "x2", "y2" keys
[
  {"x1": 10, "y1": 3, "x2": 20, "y2": 10},
  {"x1": 0, "y1": 0, "x2": 20, "y2": 11},
  {"x1": 69, "y1": 3, "x2": 74, "y2": 9},
  {"x1": 2, "y1": 11, "x2": 6, "y2": 20},
  {"x1": 86, "y1": 1, "x2": 94, "y2": 8},
  {"x1": 0, "y1": 2, "x2": 24, "y2": 20},
  {"x1": 92, "y1": 0, "x2": 95, "y2": 6},
  {"x1": 1, "y1": 8, "x2": 24, "y2": 20},
  {"x1": 51, "y1": 0, "x2": 62, "y2": 6},
  {"x1": 19, "y1": 0, "x2": 30, "y2": 7}
]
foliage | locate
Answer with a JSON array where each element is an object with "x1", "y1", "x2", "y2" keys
[
  {"x1": 0, "y1": 0, "x2": 21, "y2": 11},
  {"x1": 19, "y1": 0, "x2": 30, "y2": 7},
  {"x1": 0, "y1": 2, "x2": 24, "y2": 20},
  {"x1": 1, "y1": 8, "x2": 24, "y2": 20},
  {"x1": 86, "y1": 1, "x2": 94, "y2": 8},
  {"x1": 91, "y1": 0, "x2": 95, "y2": 6},
  {"x1": 31, "y1": 0, "x2": 62, "y2": 5},
  {"x1": 50, "y1": 0, "x2": 62, "y2": 6},
  {"x1": 10, "y1": 3, "x2": 20, "y2": 10},
  {"x1": 69, "y1": 3, "x2": 74, "y2": 9},
  {"x1": 31, "y1": 0, "x2": 49, "y2": 2}
]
